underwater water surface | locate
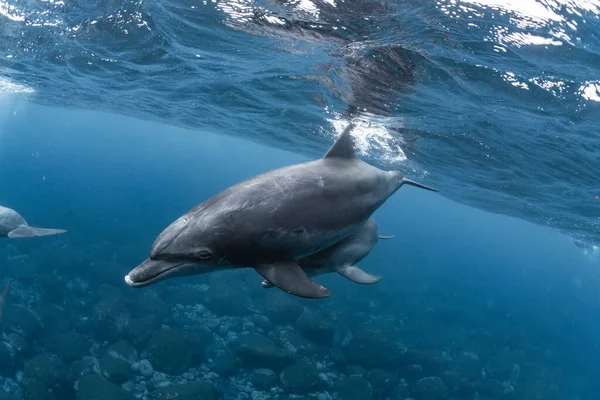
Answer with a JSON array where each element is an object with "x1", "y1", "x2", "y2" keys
[{"x1": 0, "y1": 0, "x2": 600, "y2": 400}]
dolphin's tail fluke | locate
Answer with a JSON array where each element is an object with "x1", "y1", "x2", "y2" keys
[
  {"x1": 401, "y1": 178, "x2": 438, "y2": 192},
  {"x1": 8, "y1": 226, "x2": 67, "y2": 238}
]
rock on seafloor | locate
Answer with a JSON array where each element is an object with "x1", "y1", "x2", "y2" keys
[
  {"x1": 263, "y1": 292, "x2": 304, "y2": 324},
  {"x1": 334, "y1": 376, "x2": 373, "y2": 400},
  {"x1": 414, "y1": 376, "x2": 448, "y2": 400},
  {"x1": 23, "y1": 355, "x2": 73, "y2": 400},
  {"x1": 99, "y1": 353, "x2": 132, "y2": 384},
  {"x1": 250, "y1": 368, "x2": 278, "y2": 390},
  {"x1": 2, "y1": 305, "x2": 43, "y2": 341},
  {"x1": 148, "y1": 381, "x2": 218, "y2": 400},
  {"x1": 279, "y1": 359, "x2": 320, "y2": 393},
  {"x1": 138, "y1": 359, "x2": 154, "y2": 377},
  {"x1": 143, "y1": 328, "x2": 207, "y2": 375},
  {"x1": 203, "y1": 287, "x2": 250, "y2": 317},
  {"x1": 295, "y1": 309, "x2": 335, "y2": 346},
  {"x1": 127, "y1": 315, "x2": 161, "y2": 347},
  {"x1": 0, "y1": 342, "x2": 17, "y2": 377},
  {"x1": 211, "y1": 350, "x2": 237, "y2": 376},
  {"x1": 47, "y1": 331, "x2": 91, "y2": 363},
  {"x1": 76, "y1": 373, "x2": 135, "y2": 400},
  {"x1": 0, "y1": 392, "x2": 20, "y2": 400},
  {"x1": 367, "y1": 368, "x2": 398, "y2": 397},
  {"x1": 232, "y1": 333, "x2": 291, "y2": 369},
  {"x1": 107, "y1": 340, "x2": 138, "y2": 362}
]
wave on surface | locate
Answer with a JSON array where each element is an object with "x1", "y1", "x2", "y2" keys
[{"x1": 0, "y1": 0, "x2": 599, "y2": 244}]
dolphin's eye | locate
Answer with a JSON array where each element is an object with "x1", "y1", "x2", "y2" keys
[{"x1": 197, "y1": 250, "x2": 212, "y2": 260}]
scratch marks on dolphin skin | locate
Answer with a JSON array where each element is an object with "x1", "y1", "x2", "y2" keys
[
  {"x1": 269, "y1": 173, "x2": 298, "y2": 198},
  {"x1": 215, "y1": 195, "x2": 252, "y2": 216}
]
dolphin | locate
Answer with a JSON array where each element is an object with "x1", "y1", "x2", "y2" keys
[
  {"x1": 124, "y1": 123, "x2": 437, "y2": 298},
  {"x1": 261, "y1": 217, "x2": 392, "y2": 289},
  {"x1": 127, "y1": 218, "x2": 393, "y2": 298},
  {"x1": 0, "y1": 205, "x2": 67, "y2": 239}
]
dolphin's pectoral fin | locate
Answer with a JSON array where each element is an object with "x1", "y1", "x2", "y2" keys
[
  {"x1": 378, "y1": 235, "x2": 395, "y2": 240},
  {"x1": 7, "y1": 225, "x2": 67, "y2": 238},
  {"x1": 335, "y1": 265, "x2": 381, "y2": 285},
  {"x1": 261, "y1": 279, "x2": 275, "y2": 289},
  {"x1": 254, "y1": 261, "x2": 331, "y2": 299},
  {"x1": 7, "y1": 226, "x2": 37, "y2": 238}
]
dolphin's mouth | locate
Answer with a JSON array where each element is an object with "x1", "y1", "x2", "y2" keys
[{"x1": 124, "y1": 258, "x2": 188, "y2": 288}]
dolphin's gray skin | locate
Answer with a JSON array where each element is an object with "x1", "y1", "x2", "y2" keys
[
  {"x1": 0, "y1": 206, "x2": 67, "y2": 239},
  {"x1": 261, "y1": 217, "x2": 392, "y2": 289},
  {"x1": 124, "y1": 123, "x2": 437, "y2": 298}
]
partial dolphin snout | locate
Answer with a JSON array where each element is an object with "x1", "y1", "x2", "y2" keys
[
  {"x1": 124, "y1": 258, "x2": 187, "y2": 288},
  {"x1": 124, "y1": 274, "x2": 137, "y2": 287}
]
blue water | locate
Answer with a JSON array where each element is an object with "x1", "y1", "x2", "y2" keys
[
  {"x1": 2, "y1": 0, "x2": 600, "y2": 244},
  {"x1": 1, "y1": 1, "x2": 600, "y2": 400}
]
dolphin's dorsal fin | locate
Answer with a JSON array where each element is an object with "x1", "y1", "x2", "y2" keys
[{"x1": 323, "y1": 123, "x2": 357, "y2": 159}]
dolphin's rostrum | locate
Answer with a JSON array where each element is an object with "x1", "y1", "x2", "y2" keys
[{"x1": 125, "y1": 123, "x2": 437, "y2": 298}]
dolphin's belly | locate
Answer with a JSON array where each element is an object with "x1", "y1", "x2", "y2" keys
[{"x1": 221, "y1": 223, "x2": 358, "y2": 266}]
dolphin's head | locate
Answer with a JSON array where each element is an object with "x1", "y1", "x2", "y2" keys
[
  {"x1": 124, "y1": 258, "x2": 220, "y2": 288},
  {"x1": 124, "y1": 204, "x2": 241, "y2": 287},
  {"x1": 149, "y1": 212, "x2": 221, "y2": 263}
]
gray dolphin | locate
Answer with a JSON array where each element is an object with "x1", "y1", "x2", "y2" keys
[
  {"x1": 124, "y1": 123, "x2": 437, "y2": 298},
  {"x1": 0, "y1": 205, "x2": 66, "y2": 238},
  {"x1": 128, "y1": 218, "x2": 393, "y2": 297},
  {"x1": 261, "y1": 217, "x2": 392, "y2": 289}
]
